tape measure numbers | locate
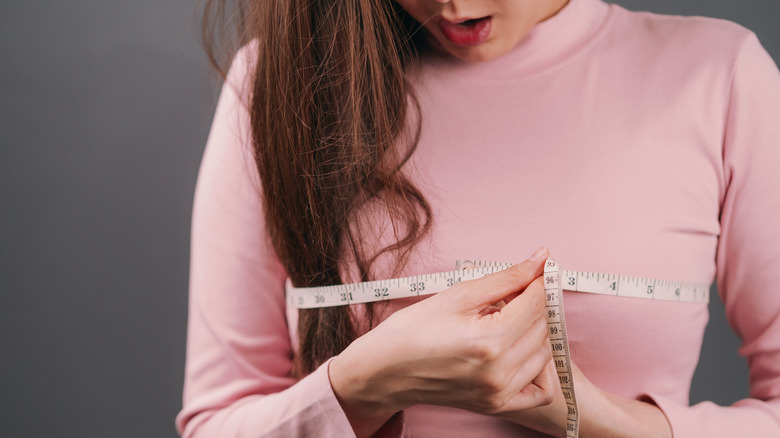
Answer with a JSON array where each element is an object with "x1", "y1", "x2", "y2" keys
[
  {"x1": 544, "y1": 259, "x2": 578, "y2": 437},
  {"x1": 286, "y1": 260, "x2": 709, "y2": 438},
  {"x1": 286, "y1": 262, "x2": 709, "y2": 309}
]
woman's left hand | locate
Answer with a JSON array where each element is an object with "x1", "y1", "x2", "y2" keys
[{"x1": 496, "y1": 360, "x2": 673, "y2": 438}]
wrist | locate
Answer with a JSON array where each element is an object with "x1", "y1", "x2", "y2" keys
[
  {"x1": 580, "y1": 388, "x2": 672, "y2": 438},
  {"x1": 329, "y1": 342, "x2": 402, "y2": 437}
]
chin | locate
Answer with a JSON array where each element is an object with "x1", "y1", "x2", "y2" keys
[
  {"x1": 450, "y1": 48, "x2": 503, "y2": 63},
  {"x1": 443, "y1": 40, "x2": 509, "y2": 63}
]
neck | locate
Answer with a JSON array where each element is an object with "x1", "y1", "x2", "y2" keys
[{"x1": 542, "y1": 0, "x2": 571, "y2": 23}]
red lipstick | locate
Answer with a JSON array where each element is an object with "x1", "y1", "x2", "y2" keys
[{"x1": 438, "y1": 16, "x2": 492, "y2": 47}]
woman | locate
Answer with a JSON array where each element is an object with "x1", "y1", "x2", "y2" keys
[{"x1": 177, "y1": 0, "x2": 780, "y2": 436}]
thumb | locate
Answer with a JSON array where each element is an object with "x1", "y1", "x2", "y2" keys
[{"x1": 461, "y1": 246, "x2": 549, "y2": 309}]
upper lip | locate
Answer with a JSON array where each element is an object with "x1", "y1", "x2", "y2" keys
[{"x1": 439, "y1": 15, "x2": 489, "y2": 25}]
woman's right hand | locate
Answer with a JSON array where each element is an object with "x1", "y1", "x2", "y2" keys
[{"x1": 329, "y1": 247, "x2": 556, "y2": 437}]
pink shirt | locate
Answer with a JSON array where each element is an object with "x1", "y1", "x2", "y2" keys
[{"x1": 177, "y1": 0, "x2": 780, "y2": 436}]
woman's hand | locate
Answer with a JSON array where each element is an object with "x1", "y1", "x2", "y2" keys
[
  {"x1": 500, "y1": 359, "x2": 673, "y2": 438},
  {"x1": 329, "y1": 247, "x2": 557, "y2": 437}
]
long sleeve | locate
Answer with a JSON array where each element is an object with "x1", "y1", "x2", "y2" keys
[
  {"x1": 645, "y1": 32, "x2": 780, "y2": 437},
  {"x1": 175, "y1": 46, "x2": 358, "y2": 438}
]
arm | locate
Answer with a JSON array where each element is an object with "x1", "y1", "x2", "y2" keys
[
  {"x1": 175, "y1": 47, "x2": 357, "y2": 437},
  {"x1": 643, "y1": 31, "x2": 780, "y2": 438}
]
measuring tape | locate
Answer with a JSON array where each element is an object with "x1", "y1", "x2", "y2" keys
[
  {"x1": 543, "y1": 258, "x2": 578, "y2": 437},
  {"x1": 286, "y1": 259, "x2": 709, "y2": 437}
]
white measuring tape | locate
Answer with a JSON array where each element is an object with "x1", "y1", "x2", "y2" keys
[{"x1": 286, "y1": 259, "x2": 709, "y2": 437}]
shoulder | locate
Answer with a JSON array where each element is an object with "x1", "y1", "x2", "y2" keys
[
  {"x1": 222, "y1": 40, "x2": 260, "y2": 107},
  {"x1": 603, "y1": 5, "x2": 763, "y2": 72}
]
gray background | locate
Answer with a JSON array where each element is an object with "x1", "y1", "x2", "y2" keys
[{"x1": 0, "y1": 1, "x2": 777, "y2": 437}]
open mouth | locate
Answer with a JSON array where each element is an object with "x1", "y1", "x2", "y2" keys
[
  {"x1": 438, "y1": 16, "x2": 492, "y2": 47},
  {"x1": 457, "y1": 18, "x2": 483, "y2": 27}
]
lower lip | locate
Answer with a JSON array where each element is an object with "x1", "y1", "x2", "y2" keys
[{"x1": 438, "y1": 17, "x2": 492, "y2": 47}]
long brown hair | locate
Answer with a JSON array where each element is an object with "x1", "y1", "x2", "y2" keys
[{"x1": 202, "y1": 0, "x2": 432, "y2": 376}]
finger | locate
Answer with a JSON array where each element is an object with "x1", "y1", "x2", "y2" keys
[
  {"x1": 501, "y1": 310, "x2": 550, "y2": 370},
  {"x1": 500, "y1": 344, "x2": 556, "y2": 411},
  {"x1": 496, "y1": 276, "x2": 547, "y2": 333},
  {"x1": 460, "y1": 246, "x2": 549, "y2": 309},
  {"x1": 476, "y1": 313, "x2": 548, "y2": 407},
  {"x1": 506, "y1": 360, "x2": 558, "y2": 414}
]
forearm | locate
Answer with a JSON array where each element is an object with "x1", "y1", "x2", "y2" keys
[{"x1": 180, "y1": 360, "x2": 356, "y2": 438}]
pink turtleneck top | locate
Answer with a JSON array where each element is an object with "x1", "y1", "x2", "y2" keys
[{"x1": 176, "y1": 0, "x2": 780, "y2": 436}]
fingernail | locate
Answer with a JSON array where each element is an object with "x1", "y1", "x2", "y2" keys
[{"x1": 528, "y1": 246, "x2": 548, "y2": 262}]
